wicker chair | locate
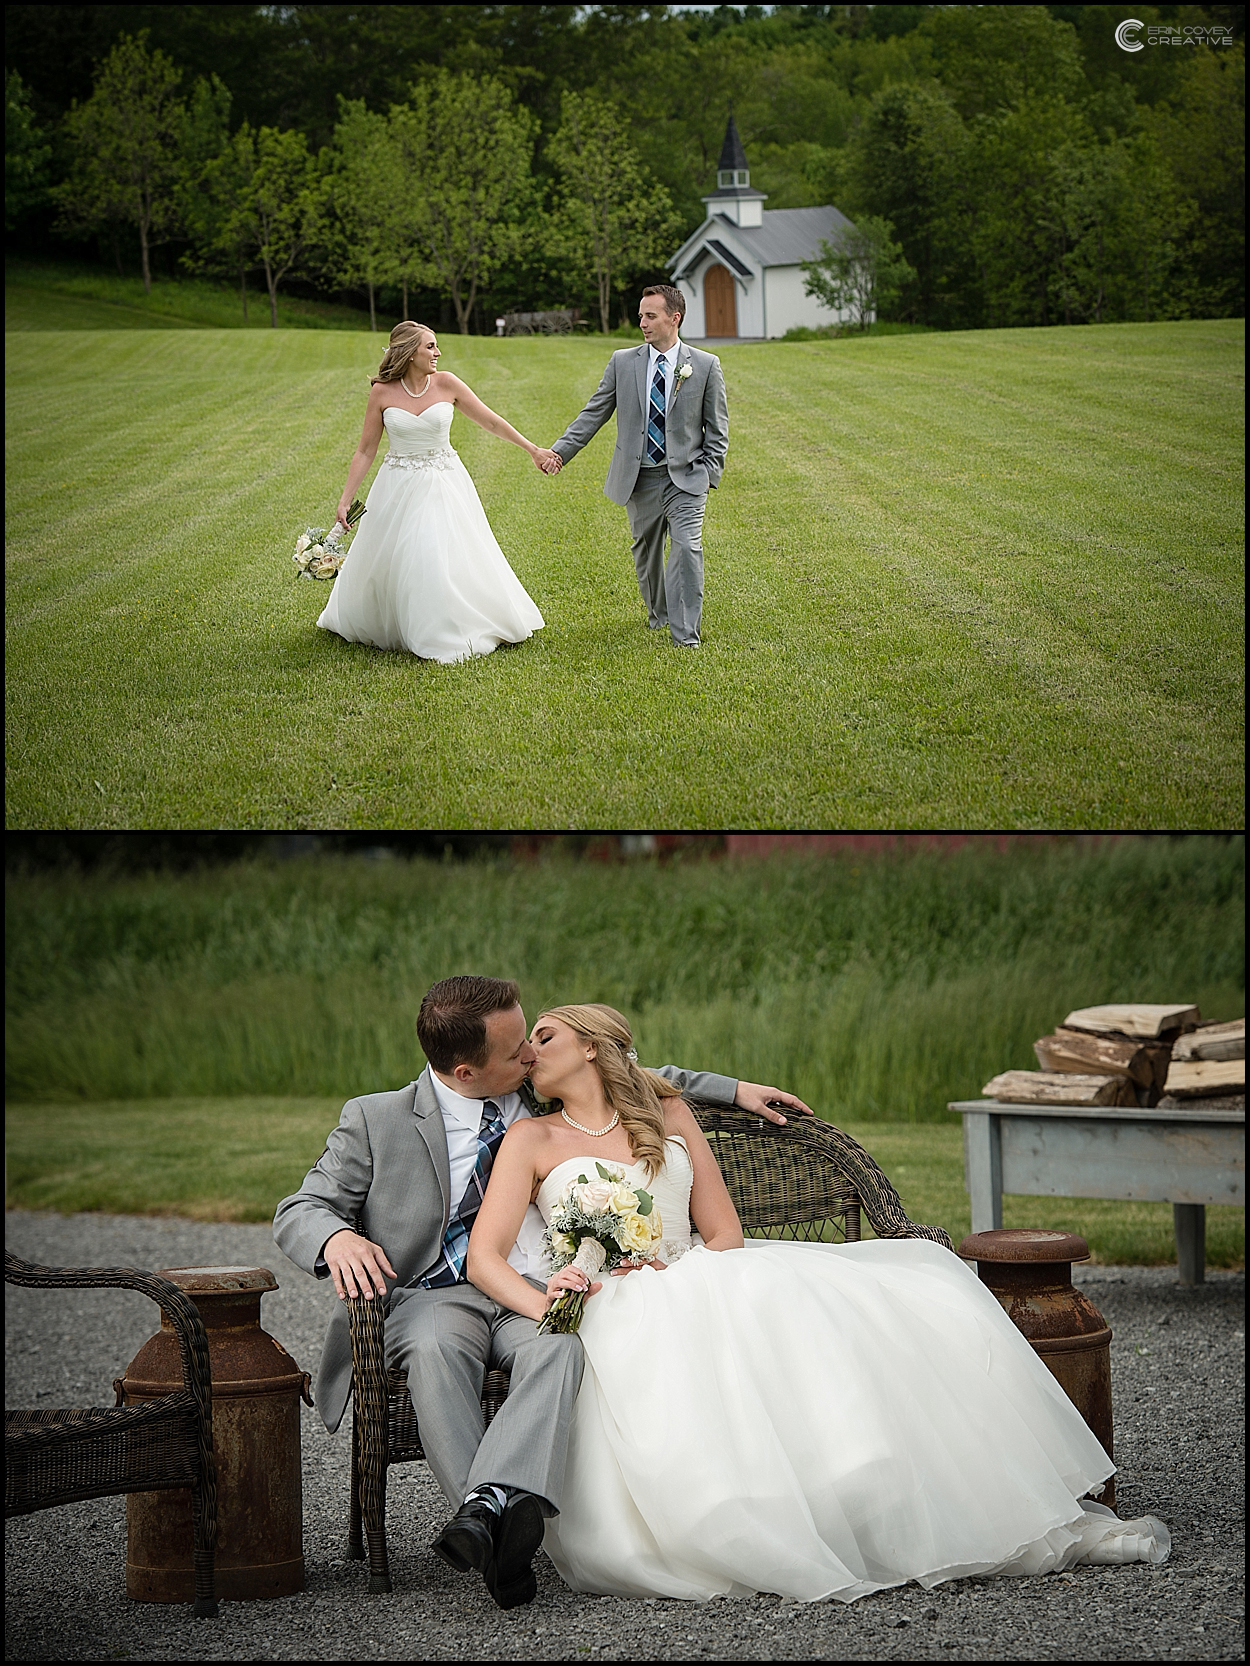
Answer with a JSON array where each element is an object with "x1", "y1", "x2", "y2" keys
[
  {"x1": 4, "y1": 1255, "x2": 219, "y2": 1618},
  {"x1": 342, "y1": 1107, "x2": 953, "y2": 1593}
]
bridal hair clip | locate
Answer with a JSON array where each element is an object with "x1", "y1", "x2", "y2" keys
[{"x1": 626, "y1": 1047, "x2": 639, "y2": 1063}]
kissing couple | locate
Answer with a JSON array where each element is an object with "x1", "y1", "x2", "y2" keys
[
  {"x1": 274, "y1": 975, "x2": 1169, "y2": 1608},
  {"x1": 316, "y1": 285, "x2": 727, "y2": 660}
]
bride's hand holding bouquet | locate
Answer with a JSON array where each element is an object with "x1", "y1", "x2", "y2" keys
[{"x1": 537, "y1": 1160, "x2": 664, "y2": 1335}]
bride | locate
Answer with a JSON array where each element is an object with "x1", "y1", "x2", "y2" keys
[
  {"x1": 318, "y1": 320, "x2": 554, "y2": 662},
  {"x1": 467, "y1": 1004, "x2": 1170, "y2": 1604}
]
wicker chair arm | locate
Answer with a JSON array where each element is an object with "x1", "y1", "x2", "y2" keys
[
  {"x1": 4, "y1": 1255, "x2": 215, "y2": 1427},
  {"x1": 811, "y1": 1127, "x2": 954, "y2": 1250},
  {"x1": 686, "y1": 1106, "x2": 954, "y2": 1252}
]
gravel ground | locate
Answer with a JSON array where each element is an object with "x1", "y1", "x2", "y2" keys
[{"x1": 4, "y1": 1211, "x2": 1244, "y2": 1663}]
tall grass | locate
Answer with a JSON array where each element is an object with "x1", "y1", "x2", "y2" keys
[{"x1": 5, "y1": 837, "x2": 1242, "y2": 1115}]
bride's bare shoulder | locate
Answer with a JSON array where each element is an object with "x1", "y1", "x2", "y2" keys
[
  {"x1": 502, "y1": 1113, "x2": 554, "y2": 1150},
  {"x1": 663, "y1": 1097, "x2": 698, "y2": 1135}
]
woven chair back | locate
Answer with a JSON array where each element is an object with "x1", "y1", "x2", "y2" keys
[{"x1": 689, "y1": 1105, "x2": 861, "y2": 1241}]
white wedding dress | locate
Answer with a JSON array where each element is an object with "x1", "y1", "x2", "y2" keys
[
  {"x1": 317, "y1": 403, "x2": 544, "y2": 662},
  {"x1": 537, "y1": 1138, "x2": 1169, "y2": 1603}
]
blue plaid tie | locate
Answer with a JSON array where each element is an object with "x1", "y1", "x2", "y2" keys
[
  {"x1": 646, "y1": 356, "x2": 667, "y2": 464},
  {"x1": 419, "y1": 1100, "x2": 507, "y2": 1288}
]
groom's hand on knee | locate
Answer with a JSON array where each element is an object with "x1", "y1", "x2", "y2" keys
[{"x1": 324, "y1": 1228, "x2": 397, "y2": 1300}]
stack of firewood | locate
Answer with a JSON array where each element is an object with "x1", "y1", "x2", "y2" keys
[
  {"x1": 1160, "y1": 1019, "x2": 1245, "y2": 1110},
  {"x1": 982, "y1": 1004, "x2": 1245, "y2": 1110}
]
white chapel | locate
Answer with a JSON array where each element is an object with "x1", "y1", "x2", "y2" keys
[{"x1": 671, "y1": 115, "x2": 860, "y2": 340}]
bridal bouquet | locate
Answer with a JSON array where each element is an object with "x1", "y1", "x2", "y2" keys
[
  {"x1": 292, "y1": 499, "x2": 366, "y2": 580},
  {"x1": 537, "y1": 1161, "x2": 663, "y2": 1335}
]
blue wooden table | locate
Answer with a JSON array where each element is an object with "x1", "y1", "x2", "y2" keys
[{"x1": 949, "y1": 1098, "x2": 1245, "y2": 1284}]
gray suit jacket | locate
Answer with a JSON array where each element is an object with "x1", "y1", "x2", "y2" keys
[
  {"x1": 552, "y1": 342, "x2": 729, "y2": 507},
  {"x1": 273, "y1": 1061, "x2": 739, "y2": 1432}
]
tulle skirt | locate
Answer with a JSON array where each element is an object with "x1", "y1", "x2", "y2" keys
[
  {"x1": 318, "y1": 452, "x2": 543, "y2": 662},
  {"x1": 543, "y1": 1240, "x2": 1169, "y2": 1603}
]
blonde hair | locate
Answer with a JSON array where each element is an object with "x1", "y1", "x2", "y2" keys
[
  {"x1": 371, "y1": 320, "x2": 435, "y2": 386},
  {"x1": 538, "y1": 1003, "x2": 680, "y2": 1181}
]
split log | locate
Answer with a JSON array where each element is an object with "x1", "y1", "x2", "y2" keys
[
  {"x1": 1033, "y1": 1027, "x2": 1154, "y2": 1085},
  {"x1": 1171, "y1": 1019, "x2": 1245, "y2": 1064},
  {"x1": 982, "y1": 1071, "x2": 1137, "y2": 1107},
  {"x1": 1063, "y1": 1003, "x2": 1201, "y2": 1039},
  {"x1": 1157, "y1": 1093, "x2": 1245, "y2": 1113},
  {"x1": 1162, "y1": 1058, "x2": 1245, "y2": 1100}
]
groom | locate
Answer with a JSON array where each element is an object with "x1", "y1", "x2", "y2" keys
[
  {"x1": 547, "y1": 285, "x2": 729, "y2": 648},
  {"x1": 273, "y1": 974, "x2": 809, "y2": 1609}
]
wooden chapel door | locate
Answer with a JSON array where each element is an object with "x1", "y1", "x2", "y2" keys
[{"x1": 704, "y1": 264, "x2": 737, "y2": 337}]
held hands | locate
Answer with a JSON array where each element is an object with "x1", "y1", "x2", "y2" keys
[
  {"x1": 734, "y1": 1082, "x2": 815, "y2": 1125},
  {"x1": 532, "y1": 448, "x2": 563, "y2": 476},
  {"x1": 324, "y1": 1228, "x2": 396, "y2": 1301}
]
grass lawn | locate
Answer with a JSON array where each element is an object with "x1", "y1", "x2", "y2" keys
[
  {"x1": 4, "y1": 260, "x2": 376, "y2": 332},
  {"x1": 4, "y1": 1097, "x2": 1242, "y2": 1268},
  {"x1": 4, "y1": 308, "x2": 1243, "y2": 829}
]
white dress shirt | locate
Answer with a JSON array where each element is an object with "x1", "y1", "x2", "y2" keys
[{"x1": 428, "y1": 1070, "x2": 548, "y2": 1279}]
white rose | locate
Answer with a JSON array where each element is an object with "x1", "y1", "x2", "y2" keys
[
  {"x1": 575, "y1": 1181, "x2": 614, "y2": 1214},
  {"x1": 551, "y1": 1230, "x2": 577, "y2": 1260},
  {"x1": 295, "y1": 534, "x2": 311, "y2": 555}
]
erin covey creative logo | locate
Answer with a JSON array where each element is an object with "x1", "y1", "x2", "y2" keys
[{"x1": 1115, "y1": 18, "x2": 1237, "y2": 52}]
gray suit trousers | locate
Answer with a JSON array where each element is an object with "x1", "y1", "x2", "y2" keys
[
  {"x1": 628, "y1": 466, "x2": 707, "y2": 646},
  {"x1": 385, "y1": 1278, "x2": 583, "y2": 1515}
]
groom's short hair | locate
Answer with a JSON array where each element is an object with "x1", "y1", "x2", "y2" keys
[
  {"x1": 642, "y1": 284, "x2": 686, "y2": 323},
  {"x1": 418, "y1": 975, "x2": 521, "y2": 1071}
]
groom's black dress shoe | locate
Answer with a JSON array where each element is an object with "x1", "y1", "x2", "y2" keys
[
  {"x1": 486, "y1": 1490, "x2": 545, "y2": 1610},
  {"x1": 432, "y1": 1496, "x2": 497, "y2": 1578},
  {"x1": 432, "y1": 1488, "x2": 544, "y2": 1609}
]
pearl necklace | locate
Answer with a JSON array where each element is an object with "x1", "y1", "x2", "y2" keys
[
  {"x1": 401, "y1": 373, "x2": 432, "y2": 399},
  {"x1": 560, "y1": 1108, "x2": 620, "y2": 1137}
]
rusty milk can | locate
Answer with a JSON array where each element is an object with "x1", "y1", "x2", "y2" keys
[
  {"x1": 957, "y1": 1228, "x2": 1116, "y2": 1512},
  {"x1": 117, "y1": 1265, "x2": 312, "y2": 1602}
]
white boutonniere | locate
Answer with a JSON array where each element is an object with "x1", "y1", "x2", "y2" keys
[{"x1": 673, "y1": 359, "x2": 694, "y2": 397}]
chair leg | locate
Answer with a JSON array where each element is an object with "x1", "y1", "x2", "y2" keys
[
  {"x1": 347, "y1": 1408, "x2": 365, "y2": 1561},
  {"x1": 348, "y1": 1301, "x2": 393, "y2": 1595},
  {"x1": 190, "y1": 1478, "x2": 219, "y2": 1619}
]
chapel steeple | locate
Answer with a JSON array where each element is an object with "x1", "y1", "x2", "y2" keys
[
  {"x1": 717, "y1": 113, "x2": 750, "y2": 189},
  {"x1": 702, "y1": 112, "x2": 768, "y2": 228}
]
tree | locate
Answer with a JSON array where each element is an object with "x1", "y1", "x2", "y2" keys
[
  {"x1": 802, "y1": 215, "x2": 916, "y2": 331},
  {"x1": 327, "y1": 99, "x2": 400, "y2": 332},
  {"x1": 52, "y1": 33, "x2": 184, "y2": 293},
  {"x1": 968, "y1": 94, "x2": 1096, "y2": 327},
  {"x1": 5, "y1": 69, "x2": 51, "y2": 234},
  {"x1": 173, "y1": 73, "x2": 256, "y2": 319},
  {"x1": 392, "y1": 72, "x2": 538, "y2": 334},
  {"x1": 547, "y1": 90, "x2": 682, "y2": 334},
  {"x1": 385, "y1": 102, "x2": 437, "y2": 320},
  {"x1": 845, "y1": 82, "x2": 976, "y2": 328},
  {"x1": 231, "y1": 126, "x2": 327, "y2": 329}
]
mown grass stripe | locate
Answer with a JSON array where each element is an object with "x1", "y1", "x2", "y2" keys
[{"x1": 5, "y1": 319, "x2": 1243, "y2": 828}]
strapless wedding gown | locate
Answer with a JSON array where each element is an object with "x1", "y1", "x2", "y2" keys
[
  {"x1": 317, "y1": 403, "x2": 544, "y2": 662},
  {"x1": 536, "y1": 1138, "x2": 1169, "y2": 1603}
]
